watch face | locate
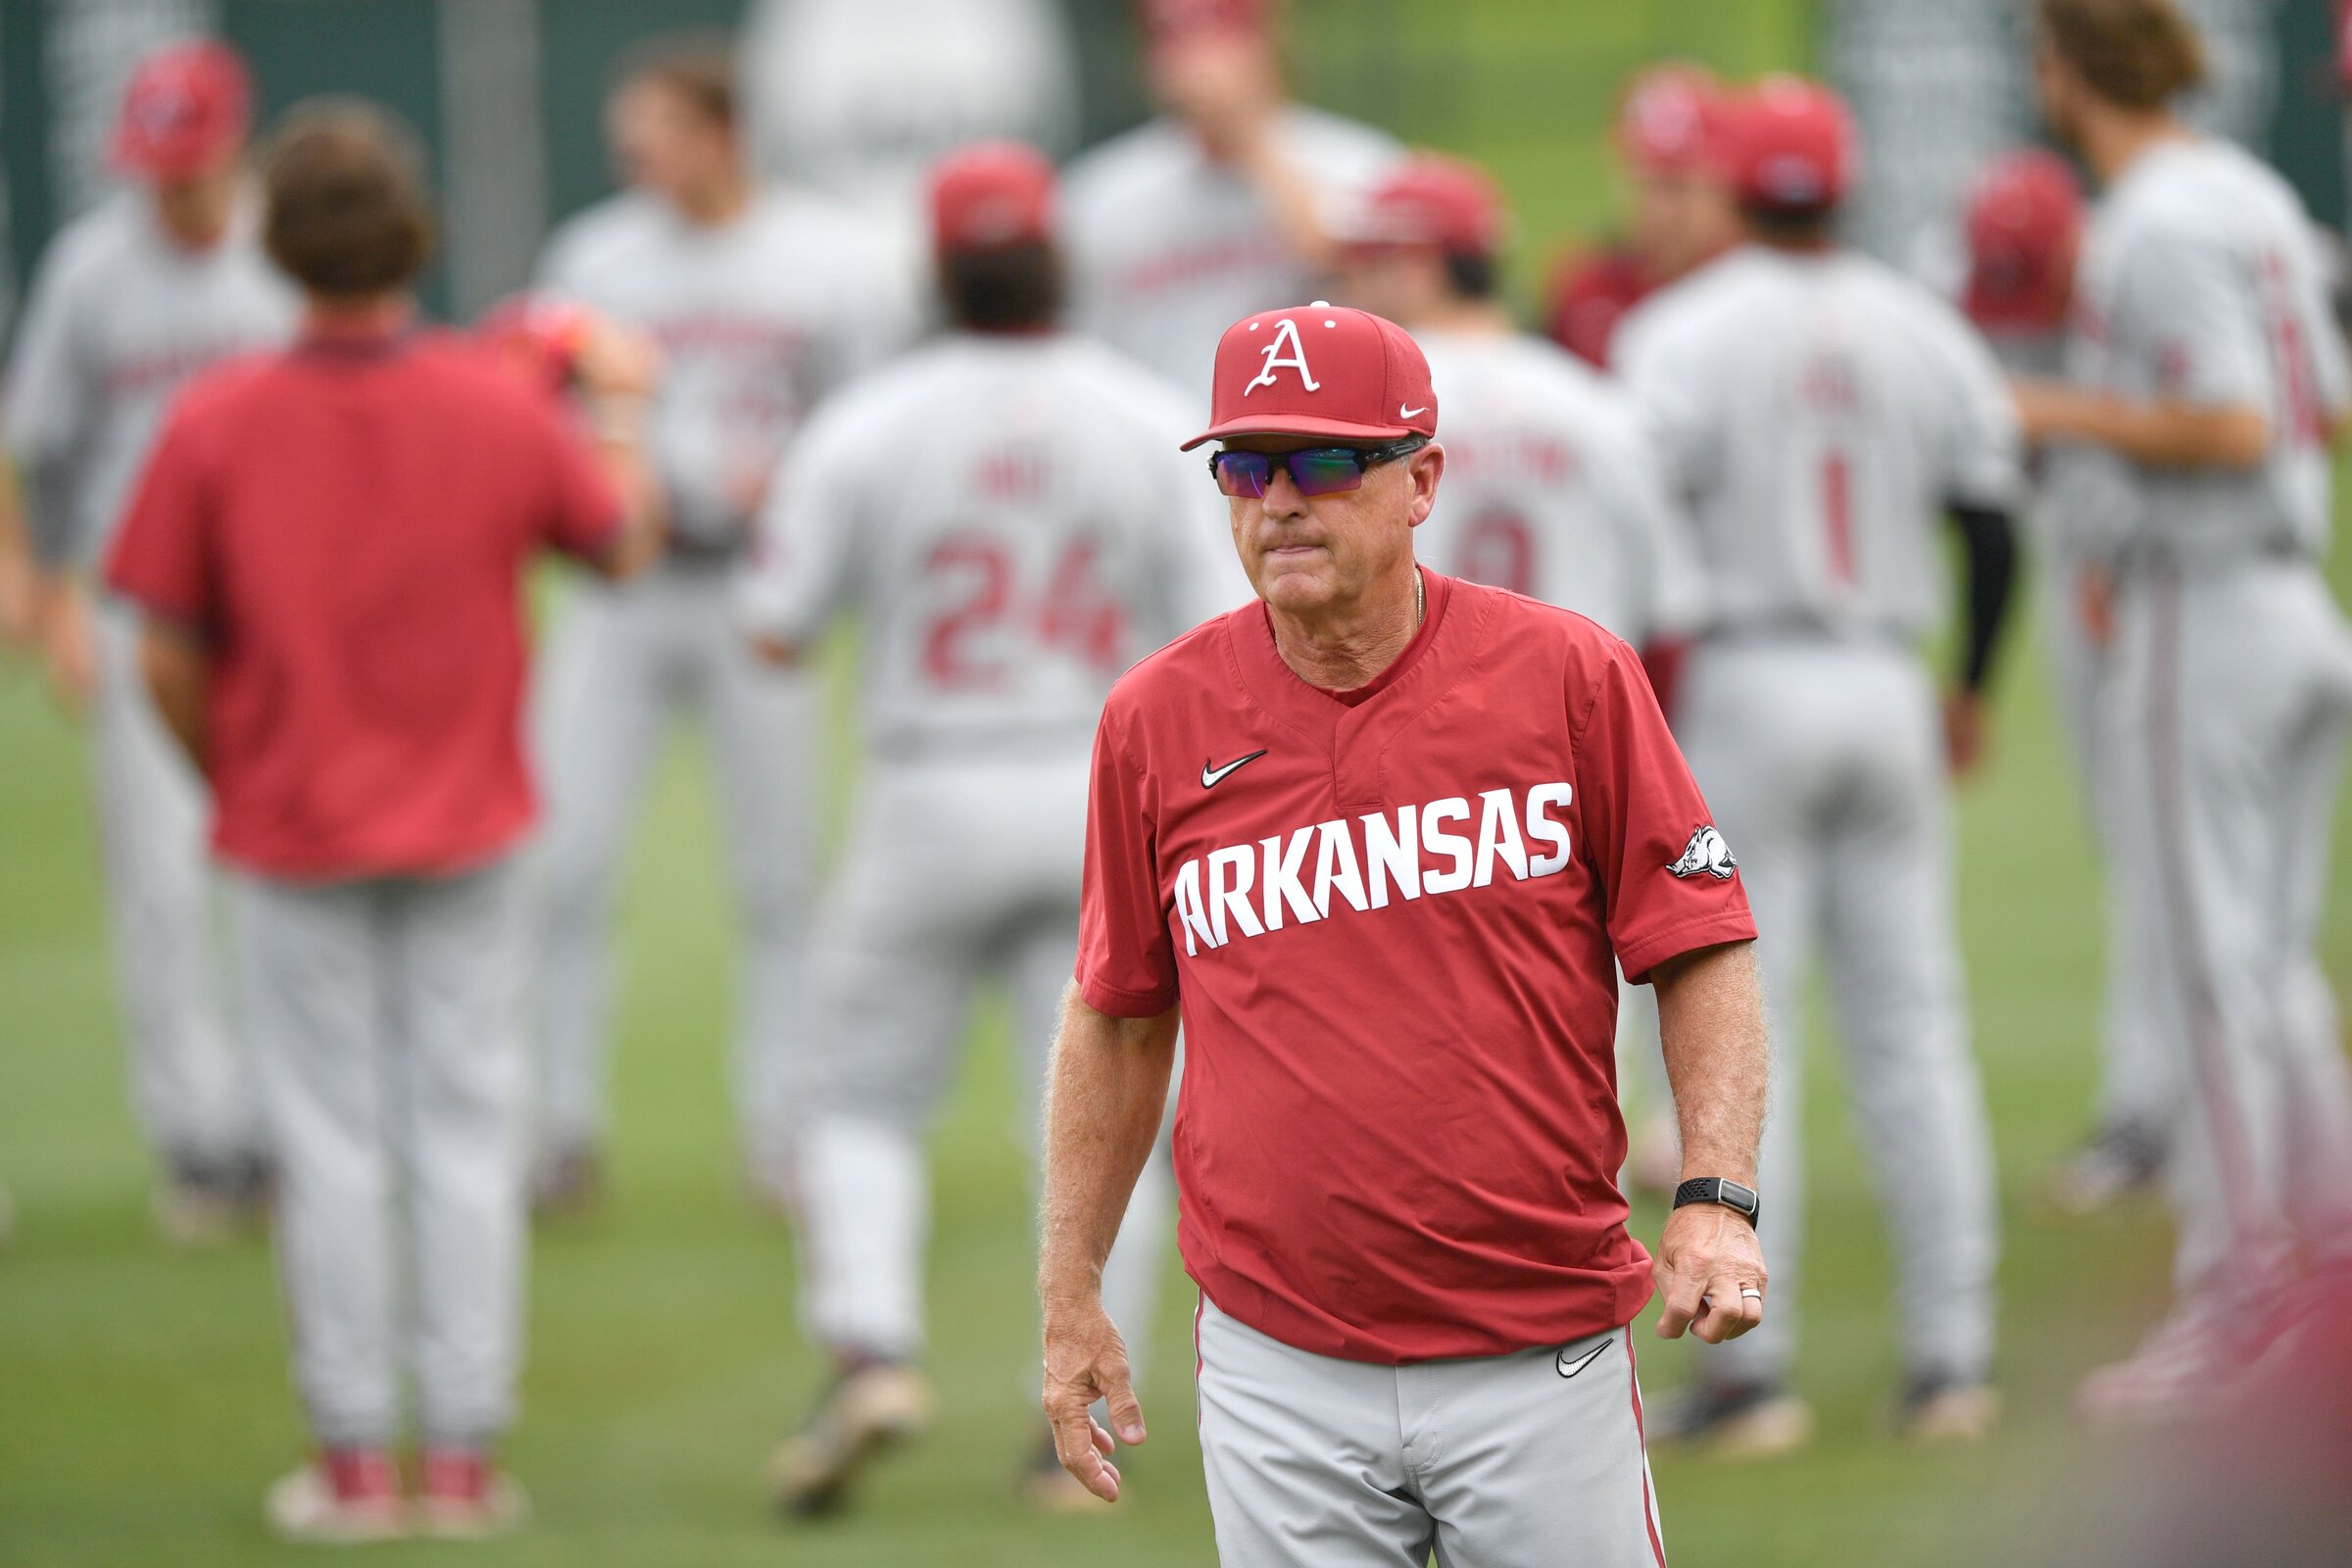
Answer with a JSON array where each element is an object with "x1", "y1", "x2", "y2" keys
[{"x1": 1724, "y1": 1180, "x2": 1759, "y2": 1212}]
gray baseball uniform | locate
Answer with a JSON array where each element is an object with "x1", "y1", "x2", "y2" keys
[
  {"x1": 1196, "y1": 1297, "x2": 1665, "y2": 1568},
  {"x1": 2069, "y1": 137, "x2": 2352, "y2": 1299},
  {"x1": 240, "y1": 863, "x2": 529, "y2": 1447},
  {"x1": 1062, "y1": 109, "x2": 1400, "y2": 394},
  {"x1": 1, "y1": 189, "x2": 295, "y2": 1169},
  {"x1": 738, "y1": 331, "x2": 1243, "y2": 1367},
  {"x1": 1619, "y1": 243, "x2": 2020, "y2": 1392},
  {"x1": 531, "y1": 186, "x2": 912, "y2": 1169}
]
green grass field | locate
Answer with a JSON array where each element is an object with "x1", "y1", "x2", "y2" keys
[{"x1": 6, "y1": 550, "x2": 2348, "y2": 1566}]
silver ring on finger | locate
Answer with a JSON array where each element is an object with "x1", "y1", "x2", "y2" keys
[{"x1": 1740, "y1": 1288, "x2": 1764, "y2": 1301}]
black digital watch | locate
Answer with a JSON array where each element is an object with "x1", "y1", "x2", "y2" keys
[{"x1": 1672, "y1": 1177, "x2": 1760, "y2": 1228}]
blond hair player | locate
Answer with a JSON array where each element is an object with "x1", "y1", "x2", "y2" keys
[{"x1": 2014, "y1": 0, "x2": 2352, "y2": 1425}]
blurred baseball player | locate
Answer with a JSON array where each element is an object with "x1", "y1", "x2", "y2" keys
[
  {"x1": 2014, "y1": 0, "x2": 2352, "y2": 1424},
  {"x1": 1039, "y1": 299, "x2": 1770, "y2": 1562},
  {"x1": 104, "y1": 102, "x2": 656, "y2": 1543},
  {"x1": 528, "y1": 35, "x2": 912, "y2": 1210},
  {"x1": 1336, "y1": 153, "x2": 1709, "y2": 1197},
  {"x1": 0, "y1": 40, "x2": 296, "y2": 1244},
  {"x1": 1336, "y1": 156, "x2": 1705, "y2": 649},
  {"x1": 1618, "y1": 76, "x2": 2024, "y2": 1451},
  {"x1": 1961, "y1": 148, "x2": 2175, "y2": 1212},
  {"x1": 739, "y1": 142, "x2": 1240, "y2": 1518},
  {"x1": 1061, "y1": 0, "x2": 1400, "y2": 394},
  {"x1": 1545, "y1": 64, "x2": 1740, "y2": 369}
]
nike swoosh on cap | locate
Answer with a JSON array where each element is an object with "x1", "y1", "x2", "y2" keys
[
  {"x1": 1400, "y1": 404, "x2": 1429, "y2": 417},
  {"x1": 1200, "y1": 750, "x2": 1268, "y2": 789}
]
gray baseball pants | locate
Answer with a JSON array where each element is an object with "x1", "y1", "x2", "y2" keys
[
  {"x1": 529, "y1": 556, "x2": 818, "y2": 1168},
  {"x1": 237, "y1": 858, "x2": 528, "y2": 1447},
  {"x1": 2040, "y1": 548, "x2": 2174, "y2": 1138},
  {"x1": 2105, "y1": 554, "x2": 2352, "y2": 1298},
  {"x1": 794, "y1": 756, "x2": 1175, "y2": 1384},
  {"x1": 92, "y1": 597, "x2": 261, "y2": 1168},
  {"x1": 1196, "y1": 1297, "x2": 1666, "y2": 1568},
  {"x1": 1675, "y1": 636, "x2": 1998, "y2": 1390}
]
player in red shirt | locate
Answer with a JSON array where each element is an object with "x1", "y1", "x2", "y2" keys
[
  {"x1": 1544, "y1": 63, "x2": 1740, "y2": 368},
  {"x1": 105, "y1": 104, "x2": 656, "y2": 1543},
  {"x1": 1036, "y1": 300, "x2": 1771, "y2": 1561}
]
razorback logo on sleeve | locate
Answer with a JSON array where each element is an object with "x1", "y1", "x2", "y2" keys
[{"x1": 1170, "y1": 782, "x2": 1576, "y2": 954}]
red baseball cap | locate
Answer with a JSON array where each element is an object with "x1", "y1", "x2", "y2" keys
[
  {"x1": 1962, "y1": 148, "x2": 2083, "y2": 333},
  {"x1": 1724, "y1": 75, "x2": 1855, "y2": 214},
  {"x1": 1183, "y1": 301, "x2": 1437, "y2": 450},
  {"x1": 1140, "y1": 0, "x2": 1272, "y2": 54},
  {"x1": 929, "y1": 141, "x2": 1057, "y2": 252},
  {"x1": 111, "y1": 40, "x2": 252, "y2": 181},
  {"x1": 1617, "y1": 64, "x2": 1727, "y2": 177},
  {"x1": 1340, "y1": 155, "x2": 1508, "y2": 258}
]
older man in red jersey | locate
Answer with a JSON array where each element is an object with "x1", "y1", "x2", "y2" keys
[{"x1": 1036, "y1": 298, "x2": 1770, "y2": 1564}]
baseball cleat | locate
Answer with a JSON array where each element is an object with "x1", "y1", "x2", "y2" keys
[
  {"x1": 769, "y1": 1358, "x2": 935, "y2": 1517},
  {"x1": 2076, "y1": 1297, "x2": 2260, "y2": 1427},
  {"x1": 1020, "y1": 1430, "x2": 1111, "y2": 1514},
  {"x1": 152, "y1": 1153, "x2": 271, "y2": 1249},
  {"x1": 1645, "y1": 1379, "x2": 1814, "y2": 1457},
  {"x1": 2044, "y1": 1121, "x2": 2165, "y2": 1216},
  {"x1": 415, "y1": 1448, "x2": 530, "y2": 1540},
  {"x1": 527, "y1": 1143, "x2": 606, "y2": 1221},
  {"x1": 265, "y1": 1449, "x2": 406, "y2": 1544},
  {"x1": 1892, "y1": 1375, "x2": 2001, "y2": 1442}
]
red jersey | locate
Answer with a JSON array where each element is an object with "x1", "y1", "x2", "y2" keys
[
  {"x1": 106, "y1": 326, "x2": 620, "y2": 881},
  {"x1": 1077, "y1": 570, "x2": 1754, "y2": 1362},
  {"x1": 1544, "y1": 245, "x2": 1656, "y2": 369}
]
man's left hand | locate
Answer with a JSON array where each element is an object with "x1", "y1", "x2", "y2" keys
[{"x1": 1652, "y1": 1200, "x2": 1767, "y2": 1344}]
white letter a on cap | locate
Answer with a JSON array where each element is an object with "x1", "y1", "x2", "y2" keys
[{"x1": 1244, "y1": 318, "x2": 1320, "y2": 396}]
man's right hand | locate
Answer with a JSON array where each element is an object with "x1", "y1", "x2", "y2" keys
[{"x1": 1040, "y1": 1293, "x2": 1148, "y2": 1504}]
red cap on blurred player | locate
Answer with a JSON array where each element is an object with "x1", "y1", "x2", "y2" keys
[
  {"x1": 1341, "y1": 155, "x2": 1507, "y2": 257},
  {"x1": 1962, "y1": 148, "x2": 2083, "y2": 334},
  {"x1": 1140, "y1": 0, "x2": 1272, "y2": 54},
  {"x1": 1183, "y1": 301, "x2": 1437, "y2": 450},
  {"x1": 929, "y1": 141, "x2": 1058, "y2": 252},
  {"x1": 110, "y1": 40, "x2": 252, "y2": 181},
  {"x1": 1724, "y1": 75, "x2": 1855, "y2": 214},
  {"x1": 1617, "y1": 64, "x2": 1726, "y2": 177}
]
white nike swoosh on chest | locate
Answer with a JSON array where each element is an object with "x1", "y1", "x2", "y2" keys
[{"x1": 1200, "y1": 750, "x2": 1268, "y2": 789}]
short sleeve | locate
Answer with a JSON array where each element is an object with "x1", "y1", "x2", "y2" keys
[
  {"x1": 1074, "y1": 703, "x2": 1178, "y2": 1016},
  {"x1": 528, "y1": 397, "x2": 622, "y2": 562},
  {"x1": 3, "y1": 245, "x2": 99, "y2": 564},
  {"x1": 103, "y1": 403, "x2": 215, "y2": 629},
  {"x1": 2, "y1": 244, "x2": 94, "y2": 466},
  {"x1": 736, "y1": 398, "x2": 867, "y2": 647},
  {"x1": 2113, "y1": 227, "x2": 2268, "y2": 409},
  {"x1": 1570, "y1": 642, "x2": 1756, "y2": 984}
]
